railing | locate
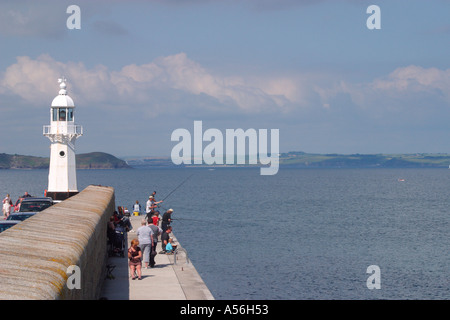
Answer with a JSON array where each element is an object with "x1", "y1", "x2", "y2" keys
[
  {"x1": 43, "y1": 124, "x2": 83, "y2": 136},
  {"x1": 173, "y1": 247, "x2": 190, "y2": 265}
]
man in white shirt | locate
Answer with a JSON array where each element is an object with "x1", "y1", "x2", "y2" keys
[{"x1": 146, "y1": 195, "x2": 163, "y2": 215}]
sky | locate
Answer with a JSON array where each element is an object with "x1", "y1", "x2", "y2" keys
[{"x1": 0, "y1": 0, "x2": 449, "y2": 158}]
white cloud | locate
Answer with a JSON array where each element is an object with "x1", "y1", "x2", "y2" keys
[
  {"x1": 370, "y1": 65, "x2": 450, "y2": 98},
  {"x1": 316, "y1": 65, "x2": 450, "y2": 114},
  {"x1": 0, "y1": 55, "x2": 62, "y2": 102},
  {"x1": 0, "y1": 53, "x2": 303, "y2": 115},
  {"x1": 2, "y1": 54, "x2": 449, "y2": 129}
]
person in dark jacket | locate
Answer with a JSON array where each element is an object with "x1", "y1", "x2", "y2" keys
[{"x1": 161, "y1": 208, "x2": 173, "y2": 232}]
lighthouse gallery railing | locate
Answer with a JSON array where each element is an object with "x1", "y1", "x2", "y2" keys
[{"x1": 43, "y1": 124, "x2": 83, "y2": 136}]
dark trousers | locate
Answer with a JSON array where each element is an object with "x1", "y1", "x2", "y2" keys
[{"x1": 150, "y1": 241, "x2": 157, "y2": 267}]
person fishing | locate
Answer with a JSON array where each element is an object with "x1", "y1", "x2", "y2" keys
[
  {"x1": 161, "y1": 208, "x2": 173, "y2": 232},
  {"x1": 145, "y1": 195, "x2": 162, "y2": 216},
  {"x1": 152, "y1": 174, "x2": 193, "y2": 231}
]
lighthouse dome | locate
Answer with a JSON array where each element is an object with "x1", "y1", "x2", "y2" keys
[
  {"x1": 51, "y1": 94, "x2": 74, "y2": 107},
  {"x1": 51, "y1": 77, "x2": 75, "y2": 107}
]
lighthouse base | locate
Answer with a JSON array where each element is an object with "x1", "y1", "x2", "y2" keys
[{"x1": 46, "y1": 191, "x2": 79, "y2": 201}]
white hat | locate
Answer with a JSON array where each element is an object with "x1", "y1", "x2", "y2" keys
[{"x1": 168, "y1": 208, "x2": 173, "y2": 212}]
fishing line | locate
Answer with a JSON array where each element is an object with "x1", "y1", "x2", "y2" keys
[
  {"x1": 171, "y1": 217, "x2": 209, "y2": 223},
  {"x1": 161, "y1": 173, "x2": 194, "y2": 202}
]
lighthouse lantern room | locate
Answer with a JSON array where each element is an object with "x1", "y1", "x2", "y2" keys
[{"x1": 43, "y1": 78, "x2": 83, "y2": 201}]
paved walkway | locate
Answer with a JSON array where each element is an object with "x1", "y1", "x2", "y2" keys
[{"x1": 100, "y1": 215, "x2": 214, "y2": 300}]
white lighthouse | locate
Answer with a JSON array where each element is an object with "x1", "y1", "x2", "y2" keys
[{"x1": 43, "y1": 78, "x2": 83, "y2": 201}]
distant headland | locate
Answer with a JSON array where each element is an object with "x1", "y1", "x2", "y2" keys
[
  {"x1": 277, "y1": 152, "x2": 450, "y2": 168},
  {"x1": 125, "y1": 152, "x2": 450, "y2": 169},
  {"x1": 0, "y1": 152, "x2": 130, "y2": 169}
]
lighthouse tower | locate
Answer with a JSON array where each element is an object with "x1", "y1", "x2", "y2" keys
[{"x1": 43, "y1": 78, "x2": 83, "y2": 201}]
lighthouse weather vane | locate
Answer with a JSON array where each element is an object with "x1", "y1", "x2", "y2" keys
[{"x1": 43, "y1": 77, "x2": 83, "y2": 201}]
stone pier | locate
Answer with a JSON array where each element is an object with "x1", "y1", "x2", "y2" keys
[
  {"x1": 0, "y1": 185, "x2": 213, "y2": 300},
  {"x1": 0, "y1": 185, "x2": 114, "y2": 299}
]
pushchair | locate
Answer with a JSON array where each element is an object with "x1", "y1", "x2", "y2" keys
[{"x1": 112, "y1": 225, "x2": 127, "y2": 257}]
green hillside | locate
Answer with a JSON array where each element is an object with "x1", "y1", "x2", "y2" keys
[
  {"x1": 0, "y1": 153, "x2": 49, "y2": 169},
  {"x1": 0, "y1": 152, "x2": 130, "y2": 169},
  {"x1": 279, "y1": 152, "x2": 450, "y2": 168},
  {"x1": 76, "y1": 152, "x2": 130, "y2": 169}
]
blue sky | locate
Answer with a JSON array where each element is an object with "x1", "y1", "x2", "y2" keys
[{"x1": 0, "y1": 0, "x2": 449, "y2": 157}]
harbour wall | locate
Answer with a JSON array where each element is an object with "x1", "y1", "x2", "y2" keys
[{"x1": 0, "y1": 185, "x2": 115, "y2": 300}]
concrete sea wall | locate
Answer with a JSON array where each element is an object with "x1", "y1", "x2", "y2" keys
[{"x1": 0, "y1": 185, "x2": 115, "y2": 300}]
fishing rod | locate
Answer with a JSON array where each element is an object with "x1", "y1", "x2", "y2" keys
[
  {"x1": 161, "y1": 173, "x2": 194, "y2": 202},
  {"x1": 170, "y1": 217, "x2": 207, "y2": 223}
]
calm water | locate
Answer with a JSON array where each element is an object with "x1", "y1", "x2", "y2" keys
[{"x1": 1, "y1": 167, "x2": 450, "y2": 299}]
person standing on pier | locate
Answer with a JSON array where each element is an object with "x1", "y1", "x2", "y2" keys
[
  {"x1": 136, "y1": 219, "x2": 153, "y2": 269},
  {"x1": 152, "y1": 210, "x2": 161, "y2": 227},
  {"x1": 2, "y1": 194, "x2": 12, "y2": 219},
  {"x1": 146, "y1": 195, "x2": 163, "y2": 216},
  {"x1": 148, "y1": 218, "x2": 162, "y2": 267},
  {"x1": 161, "y1": 208, "x2": 173, "y2": 232}
]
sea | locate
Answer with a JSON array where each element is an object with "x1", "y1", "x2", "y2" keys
[{"x1": 1, "y1": 167, "x2": 450, "y2": 300}]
